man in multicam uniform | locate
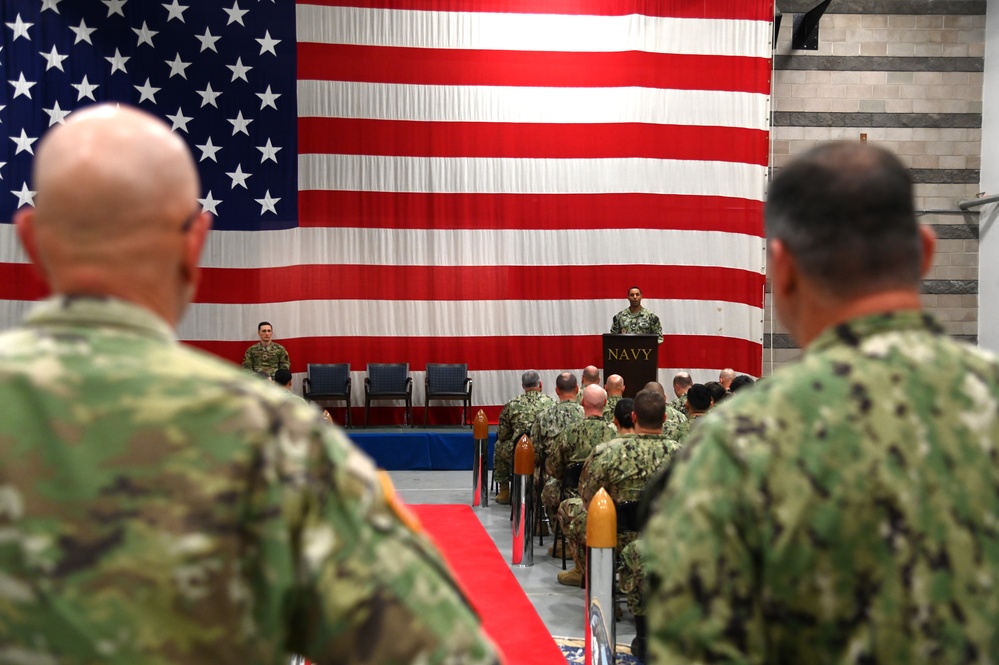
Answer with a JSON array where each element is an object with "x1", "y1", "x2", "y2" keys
[
  {"x1": 643, "y1": 141, "x2": 999, "y2": 664},
  {"x1": 610, "y1": 286, "x2": 663, "y2": 344},
  {"x1": 0, "y1": 105, "x2": 499, "y2": 665},
  {"x1": 494, "y1": 369, "x2": 554, "y2": 504},
  {"x1": 242, "y1": 320, "x2": 290, "y2": 378},
  {"x1": 543, "y1": 385, "x2": 616, "y2": 557},
  {"x1": 602, "y1": 373, "x2": 625, "y2": 422},
  {"x1": 558, "y1": 389, "x2": 680, "y2": 588}
]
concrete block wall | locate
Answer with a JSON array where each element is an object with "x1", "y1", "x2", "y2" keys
[{"x1": 764, "y1": 0, "x2": 985, "y2": 375}]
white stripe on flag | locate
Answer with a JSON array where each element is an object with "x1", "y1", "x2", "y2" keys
[
  {"x1": 176, "y1": 299, "x2": 763, "y2": 342},
  {"x1": 198, "y1": 227, "x2": 765, "y2": 272},
  {"x1": 298, "y1": 155, "x2": 767, "y2": 200},
  {"x1": 297, "y1": 81, "x2": 769, "y2": 130}
]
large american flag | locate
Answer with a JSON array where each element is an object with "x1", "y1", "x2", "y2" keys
[{"x1": 0, "y1": 0, "x2": 771, "y2": 423}]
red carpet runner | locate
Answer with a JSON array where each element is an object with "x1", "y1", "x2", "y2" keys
[{"x1": 411, "y1": 504, "x2": 566, "y2": 665}]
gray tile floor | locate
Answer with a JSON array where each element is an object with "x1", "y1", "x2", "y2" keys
[{"x1": 390, "y1": 470, "x2": 637, "y2": 644}]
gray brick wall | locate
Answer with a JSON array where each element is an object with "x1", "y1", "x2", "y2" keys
[{"x1": 764, "y1": 1, "x2": 984, "y2": 375}]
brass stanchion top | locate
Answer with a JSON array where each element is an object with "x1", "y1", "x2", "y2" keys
[
  {"x1": 472, "y1": 409, "x2": 489, "y2": 439},
  {"x1": 513, "y1": 434, "x2": 535, "y2": 475},
  {"x1": 586, "y1": 488, "x2": 617, "y2": 549}
]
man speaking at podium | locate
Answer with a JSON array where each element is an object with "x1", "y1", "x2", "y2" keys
[{"x1": 610, "y1": 286, "x2": 663, "y2": 344}]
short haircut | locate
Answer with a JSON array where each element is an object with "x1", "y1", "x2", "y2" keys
[
  {"x1": 614, "y1": 398, "x2": 635, "y2": 428},
  {"x1": 687, "y1": 384, "x2": 713, "y2": 411},
  {"x1": 730, "y1": 375, "x2": 756, "y2": 393},
  {"x1": 273, "y1": 368, "x2": 293, "y2": 386},
  {"x1": 521, "y1": 370, "x2": 541, "y2": 389},
  {"x1": 633, "y1": 389, "x2": 667, "y2": 429},
  {"x1": 555, "y1": 372, "x2": 578, "y2": 393},
  {"x1": 628, "y1": 286, "x2": 642, "y2": 294},
  {"x1": 765, "y1": 141, "x2": 922, "y2": 297},
  {"x1": 703, "y1": 381, "x2": 727, "y2": 404},
  {"x1": 672, "y1": 373, "x2": 692, "y2": 389},
  {"x1": 257, "y1": 321, "x2": 272, "y2": 331},
  {"x1": 582, "y1": 366, "x2": 601, "y2": 383}
]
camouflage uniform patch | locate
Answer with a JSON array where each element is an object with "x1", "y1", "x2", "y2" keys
[
  {"x1": 241, "y1": 340, "x2": 290, "y2": 377},
  {"x1": 603, "y1": 394, "x2": 622, "y2": 423},
  {"x1": 644, "y1": 311, "x2": 999, "y2": 664},
  {"x1": 493, "y1": 390, "x2": 554, "y2": 484},
  {"x1": 568, "y1": 433, "x2": 680, "y2": 565},
  {"x1": 610, "y1": 307, "x2": 663, "y2": 344},
  {"x1": 0, "y1": 297, "x2": 498, "y2": 664},
  {"x1": 543, "y1": 415, "x2": 616, "y2": 519}
]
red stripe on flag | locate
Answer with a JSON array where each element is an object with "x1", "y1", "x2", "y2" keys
[
  {"x1": 186, "y1": 334, "x2": 763, "y2": 377},
  {"x1": 298, "y1": 118, "x2": 769, "y2": 165},
  {"x1": 195, "y1": 265, "x2": 764, "y2": 307},
  {"x1": 0, "y1": 264, "x2": 48, "y2": 300},
  {"x1": 297, "y1": 44, "x2": 770, "y2": 94},
  {"x1": 298, "y1": 191, "x2": 764, "y2": 234},
  {"x1": 298, "y1": 0, "x2": 774, "y2": 22}
]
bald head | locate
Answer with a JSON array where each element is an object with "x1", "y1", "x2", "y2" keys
[
  {"x1": 16, "y1": 105, "x2": 211, "y2": 327},
  {"x1": 719, "y1": 368, "x2": 736, "y2": 389},
  {"x1": 672, "y1": 372, "x2": 692, "y2": 397},
  {"x1": 581, "y1": 365, "x2": 600, "y2": 386},
  {"x1": 604, "y1": 374, "x2": 625, "y2": 397},
  {"x1": 580, "y1": 384, "x2": 607, "y2": 415}
]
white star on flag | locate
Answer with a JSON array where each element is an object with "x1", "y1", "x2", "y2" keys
[
  {"x1": 6, "y1": 14, "x2": 33, "y2": 42},
  {"x1": 102, "y1": 0, "x2": 127, "y2": 18},
  {"x1": 43, "y1": 101, "x2": 71, "y2": 126},
  {"x1": 133, "y1": 21, "x2": 158, "y2": 48},
  {"x1": 256, "y1": 85, "x2": 280, "y2": 110},
  {"x1": 255, "y1": 190, "x2": 280, "y2": 214},
  {"x1": 163, "y1": 0, "x2": 189, "y2": 22},
  {"x1": 70, "y1": 19, "x2": 96, "y2": 45},
  {"x1": 197, "y1": 82, "x2": 221, "y2": 108},
  {"x1": 134, "y1": 78, "x2": 161, "y2": 103},
  {"x1": 41, "y1": 0, "x2": 62, "y2": 13},
  {"x1": 72, "y1": 75, "x2": 98, "y2": 101},
  {"x1": 256, "y1": 30, "x2": 280, "y2": 56},
  {"x1": 12, "y1": 182, "x2": 36, "y2": 208},
  {"x1": 196, "y1": 27, "x2": 220, "y2": 53},
  {"x1": 106, "y1": 48, "x2": 130, "y2": 74},
  {"x1": 227, "y1": 57, "x2": 252, "y2": 83},
  {"x1": 226, "y1": 164, "x2": 251, "y2": 189},
  {"x1": 167, "y1": 107, "x2": 193, "y2": 133},
  {"x1": 196, "y1": 137, "x2": 222, "y2": 162},
  {"x1": 9, "y1": 73, "x2": 36, "y2": 100},
  {"x1": 40, "y1": 46, "x2": 68, "y2": 71},
  {"x1": 10, "y1": 129, "x2": 38, "y2": 155},
  {"x1": 223, "y1": 1, "x2": 249, "y2": 26},
  {"x1": 228, "y1": 111, "x2": 252, "y2": 136},
  {"x1": 198, "y1": 190, "x2": 221, "y2": 215},
  {"x1": 257, "y1": 138, "x2": 281, "y2": 163},
  {"x1": 166, "y1": 53, "x2": 191, "y2": 79}
]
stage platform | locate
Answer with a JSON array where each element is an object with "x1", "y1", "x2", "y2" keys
[{"x1": 347, "y1": 426, "x2": 496, "y2": 471}]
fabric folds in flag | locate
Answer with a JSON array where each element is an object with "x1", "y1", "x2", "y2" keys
[{"x1": 0, "y1": 0, "x2": 773, "y2": 423}]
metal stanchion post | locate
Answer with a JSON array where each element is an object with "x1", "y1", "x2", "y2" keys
[
  {"x1": 585, "y1": 488, "x2": 617, "y2": 665},
  {"x1": 511, "y1": 434, "x2": 535, "y2": 566},
  {"x1": 472, "y1": 410, "x2": 489, "y2": 507}
]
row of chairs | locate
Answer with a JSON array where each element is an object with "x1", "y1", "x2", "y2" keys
[{"x1": 302, "y1": 362, "x2": 473, "y2": 428}]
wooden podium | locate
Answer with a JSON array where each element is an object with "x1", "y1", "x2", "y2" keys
[{"x1": 603, "y1": 334, "x2": 659, "y2": 398}]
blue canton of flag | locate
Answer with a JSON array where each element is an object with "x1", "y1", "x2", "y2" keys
[{"x1": 0, "y1": 0, "x2": 297, "y2": 231}]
